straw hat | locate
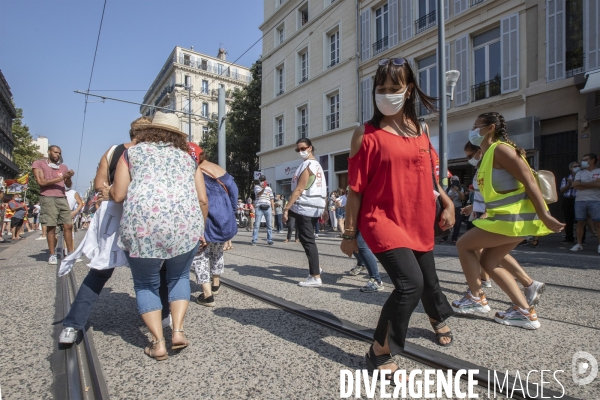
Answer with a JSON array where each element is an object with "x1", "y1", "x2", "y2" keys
[{"x1": 140, "y1": 111, "x2": 187, "y2": 137}]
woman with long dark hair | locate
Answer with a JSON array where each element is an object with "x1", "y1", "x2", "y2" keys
[
  {"x1": 454, "y1": 112, "x2": 563, "y2": 329},
  {"x1": 341, "y1": 58, "x2": 455, "y2": 381},
  {"x1": 283, "y1": 138, "x2": 328, "y2": 287}
]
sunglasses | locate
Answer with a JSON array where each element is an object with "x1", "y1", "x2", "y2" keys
[
  {"x1": 295, "y1": 146, "x2": 309, "y2": 153},
  {"x1": 378, "y1": 58, "x2": 408, "y2": 66}
]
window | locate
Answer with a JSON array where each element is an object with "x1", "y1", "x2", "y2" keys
[
  {"x1": 202, "y1": 126, "x2": 208, "y2": 140},
  {"x1": 328, "y1": 30, "x2": 340, "y2": 67},
  {"x1": 472, "y1": 27, "x2": 501, "y2": 101},
  {"x1": 275, "y1": 116, "x2": 284, "y2": 147},
  {"x1": 202, "y1": 80, "x2": 209, "y2": 94},
  {"x1": 326, "y1": 92, "x2": 340, "y2": 131},
  {"x1": 276, "y1": 65, "x2": 285, "y2": 96},
  {"x1": 374, "y1": 4, "x2": 389, "y2": 55},
  {"x1": 201, "y1": 59, "x2": 208, "y2": 70},
  {"x1": 277, "y1": 24, "x2": 285, "y2": 45},
  {"x1": 299, "y1": 49, "x2": 309, "y2": 83},
  {"x1": 182, "y1": 121, "x2": 190, "y2": 137},
  {"x1": 183, "y1": 99, "x2": 191, "y2": 114},
  {"x1": 418, "y1": 53, "x2": 437, "y2": 116},
  {"x1": 201, "y1": 103, "x2": 209, "y2": 118},
  {"x1": 183, "y1": 54, "x2": 191, "y2": 65},
  {"x1": 319, "y1": 154, "x2": 329, "y2": 194},
  {"x1": 416, "y1": 0, "x2": 437, "y2": 34},
  {"x1": 298, "y1": 2, "x2": 309, "y2": 28},
  {"x1": 184, "y1": 75, "x2": 191, "y2": 87},
  {"x1": 297, "y1": 106, "x2": 309, "y2": 138},
  {"x1": 217, "y1": 64, "x2": 224, "y2": 75},
  {"x1": 565, "y1": 0, "x2": 584, "y2": 77}
]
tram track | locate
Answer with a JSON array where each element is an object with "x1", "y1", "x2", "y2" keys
[
  {"x1": 52, "y1": 234, "x2": 109, "y2": 400},
  {"x1": 220, "y1": 277, "x2": 576, "y2": 400}
]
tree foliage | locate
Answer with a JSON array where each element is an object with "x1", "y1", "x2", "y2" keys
[
  {"x1": 12, "y1": 107, "x2": 43, "y2": 203},
  {"x1": 200, "y1": 59, "x2": 261, "y2": 200}
]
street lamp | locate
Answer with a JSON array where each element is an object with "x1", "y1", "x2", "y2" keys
[{"x1": 174, "y1": 83, "x2": 192, "y2": 142}]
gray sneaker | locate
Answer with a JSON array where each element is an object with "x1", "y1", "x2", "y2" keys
[
  {"x1": 348, "y1": 265, "x2": 366, "y2": 276},
  {"x1": 59, "y1": 327, "x2": 78, "y2": 344},
  {"x1": 360, "y1": 279, "x2": 384, "y2": 292},
  {"x1": 481, "y1": 279, "x2": 492, "y2": 288},
  {"x1": 48, "y1": 254, "x2": 58, "y2": 265},
  {"x1": 524, "y1": 280, "x2": 546, "y2": 306}
]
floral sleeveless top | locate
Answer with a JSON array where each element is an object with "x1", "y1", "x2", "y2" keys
[{"x1": 118, "y1": 142, "x2": 204, "y2": 258}]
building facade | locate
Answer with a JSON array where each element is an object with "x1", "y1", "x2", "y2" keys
[
  {"x1": 0, "y1": 70, "x2": 19, "y2": 181},
  {"x1": 259, "y1": 0, "x2": 359, "y2": 196},
  {"x1": 259, "y1": 0, "x2": 600, "y2": 220},
  {"x1": 33, "y1": 135, "x2": 49, "y2": 156},
  {"x1": 141, "y1": 46, "x2": 252, "y2": 144}
]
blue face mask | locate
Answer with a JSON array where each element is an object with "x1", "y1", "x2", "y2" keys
[
  {"x1": 469, "y1": 128, "x2": 485, "y2": 146},
  {"x1": 581, "y1": 161, "x2": 589, "y2": 169}
]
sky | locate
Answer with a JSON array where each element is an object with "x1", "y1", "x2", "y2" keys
[{"x1": 0, "y1": 0, "x2": 264, "y2": 193}]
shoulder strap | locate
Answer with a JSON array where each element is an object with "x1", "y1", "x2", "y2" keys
[
  {"x1": 201, "y1": 168, "x2": 229, "y2": 195},
  {"x1": 105, "y1": 145, "x2": 118, "y2": 184}
]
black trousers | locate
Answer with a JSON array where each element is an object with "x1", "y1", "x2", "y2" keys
[
  {"x1": 373, "y1": 248, "x2": 454, "y2": 355},
  {"x1": 289, "y1": 210, "x2": 320, "y2": 275},
  {"x1": 286, "y1": 215, "x2": 299, "y2": 241},
  {"x1": 563, "y1": 197, "x2": 576, "y2": 242}
]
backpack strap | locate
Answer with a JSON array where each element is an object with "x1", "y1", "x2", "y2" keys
[{"x1": 200, "y1": 168, "x2": 229, "y2": 195}]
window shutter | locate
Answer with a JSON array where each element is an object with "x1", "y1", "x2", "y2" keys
[
  {"x1": 361, "y1": 77, "x2": 372, "y2": 124},
  {"x1": 401, "y1": 0, "x2": 413, "y2": 42},
  {"x1": 190, "y1": 55, "x2": 196, "y2": 67},
  {"x1": 389, "y1": 0, "x2": 399, "y2": 48},
  {"x1": 454, "y1": 0, "x2": 467, "y2": 16},
  {"x1": 444, "y1": 0, "x2": 449, "y2": 20},
  {"x1": 546, "y1": 0, "x2": 565, "y2": 81},
  {"x1": 586, "y1": 0, "x2": 600, "y2": 70},
  {"x1": 454, "y1": 35, "x2": 469, "y2": 106},
  {"x1": 446, "y1": 42, "x2": 451, "y2": 109},
  {"x1": 501, "y1": 13, "x2": 519, "y2": 93},
  {"x1": 361, "y1": 9, "x2": 371, "y2": 61}
]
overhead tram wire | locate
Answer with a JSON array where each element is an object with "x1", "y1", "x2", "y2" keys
[
  {"x1": 191, "y1": 0, "x2": 347, "y2": 117},
  {"x1": 74, "y1": 0, "x2": 107, "y2": 190}
]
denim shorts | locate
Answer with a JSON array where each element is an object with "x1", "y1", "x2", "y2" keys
[
  {"x1": 575, "y1": 200, "x2": 600, "y2": 221},
  {"x1": 336, "y1": 208, "x2": 345, "y2": 219}
]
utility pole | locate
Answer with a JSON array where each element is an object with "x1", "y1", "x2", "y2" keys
[
  {"x1": 218, "y1": 86, "x2": 226, "y2": 169},
  {"x1": 437, "y1": 0, "x2": 448, "y2": 188},
  {"x1": 187, "y1": 84, "x2": 192, "y2": 142}
]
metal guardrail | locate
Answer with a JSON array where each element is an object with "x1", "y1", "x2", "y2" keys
[
  {"x1": 297, "y1": 124, "x2": 308, "y2": 138},
  {"x1": 326, "y1": 112, "x2": 339, "y2": 131},
  {"x1": 415, "y1": 10, "x2": 437, "y2": 34},
  {"x1": 471, "y1": 76, "x2": 501, "y2": 101},
  {"x1": 372, "y1": 37, "x2": 388, "y2": 56}
]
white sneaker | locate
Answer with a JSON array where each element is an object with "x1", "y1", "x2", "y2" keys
[
  {"x1": 59, "y1": 327, "x2": 78, "y2": 343},
  {"x1": 570, "y1": 244, "x2": 583, "y2": 252},
  {"x1": 481, "y1": 279, "x2": 492, "y2": 288},
  {"x1": 162, "y1": 314, "x2": 172, "y2": 329},
  {"x1": 451, "y1": 291, "x2": 491, "y2": 314},
  {"x1": 307, "y1": 268, "x2": 323, "y2": 278},
  {"x1": 314, "y1": 234, "x2": 319, "y2": 238},
  {"x1": 524, "y1": 280, "x2": 546, "y2": 306},
  {"x1": 48, "y1": 255, "x2": 58, "y2": 265},
  {"x1": 298, "y1": 276, "x2": 322, "y2": 287},
  {"x1": 494, "y1": 305, "x2": 540, "y2": 330},
  {"x1": 35, "y1": 237, "x2": 47, "y2": 241}
]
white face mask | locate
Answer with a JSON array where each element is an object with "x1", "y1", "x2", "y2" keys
[
  {"x1": 299, "y1": 150, "x2": 310, "y2": 160},
  {"x1": 469, "y1": 128, "x2": 485, "y2": 146},
  {"x1": 375, "y1": 89, "x2": 408, "y2": 116},
  {"x1": 581, "y1": 161, "x2": 589, "y2": 169},
  {"x1": 572, "y1": 167, "x2": 581, "y2": 173},
  {"x1": 468, "y1": 154, "x2": 481, "y2": 167}
]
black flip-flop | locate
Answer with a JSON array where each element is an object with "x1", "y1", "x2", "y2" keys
[{"x1": 431, "y1": 320, "x2": 454, "y2": 347}]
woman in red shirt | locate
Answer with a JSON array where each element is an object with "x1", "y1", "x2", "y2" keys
[{"x1": 341, "y1": 58, "x2": 455, "y2": 381}]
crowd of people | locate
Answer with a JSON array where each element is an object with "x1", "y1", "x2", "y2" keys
[{"x1": 11, "y1": 57, "x2": 594, "y2": 378}]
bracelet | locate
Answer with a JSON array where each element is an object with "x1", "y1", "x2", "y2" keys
[{"x1": 341, "y1": 234, "x2": 358, "y2": 240}]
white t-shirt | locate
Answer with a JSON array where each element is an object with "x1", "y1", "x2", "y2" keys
[
  {"x1": 33, "y1": 204, "x2": 41, "y2": 215},
  {"x1": 254, "y1": 184, "x2": 274, "y2": 207},
  {"x1": 574, "y1": 168, "x2": 600, "y2": 202},
  {"x1": 337, "y1": 195, "x2": 347, "y2": 207},
  {"x1": 290, "y1": 159, "x2": 327, "y2": 217}
]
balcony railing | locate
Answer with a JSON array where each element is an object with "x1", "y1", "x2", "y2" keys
[
  {"x1": 175, "y1": 56, "x2": 252, "y2": 83},
  {"x1": 201, "y1": 87, "x2": 210, "y2": 95},
  {"x1": 299, "y1": 76, "x2": 309, "y2": 84},
  {"x1": 154, "y1": 84, "x2": 173, "y2": 106},
  {"x1": 372, "y1": 37, "x2": 389, "y2": 56},
  {"x1": 471, "y1": 76, "x2": 501, "y2": 102},
  {"x1": 326, "y1": 112, "x2": 339, "y2": 131},
  {"x1": 566, "y1": 51, "x2": 585, "y2": 78},
  {"x1": 327, "y1": 59, "x2": 339, "y2": 69},
  {"x1": 415, "y1": 10, "x2": 437, "y2": 34},
  {"x1": 471, "y1": 0, "x2": 486, "y2": 6},
  {"x1": 276, "y1": 89, "x2": 285, "y2": 97},
  {"x1": 297, "y1": 124, "x2": 308, "y2": 138}
]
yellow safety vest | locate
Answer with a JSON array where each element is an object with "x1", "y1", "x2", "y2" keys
[{"x1": 473, "y1": 142, "x2": 553, "y2": 237}]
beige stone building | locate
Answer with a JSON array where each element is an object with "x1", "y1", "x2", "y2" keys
[
  {"x1": 260, "y1": 0, "x2": 600, "y2": 218},
  {"x1": 141, "y1": 46, "x2": 252, "y2": 144}
]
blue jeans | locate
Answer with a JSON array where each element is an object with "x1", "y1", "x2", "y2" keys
[
  {"x1": 275, "y1": 214, "x2": 283, "y2": 231},
  {"x1": 125, "y1": 242, "x2": 199, "y2": 315},
  {"x1": 62, "y1": 267, "x2": 170, "y2": 329},
  {"x1": 353, "y1": 232, "x2": 381, "y2": 282},
  {"x1": 314, "y1": 219, "x2": 320, "y2": 234},
  {"x1": 252, "y1": 206, "x2": 273, "y2": 243}
]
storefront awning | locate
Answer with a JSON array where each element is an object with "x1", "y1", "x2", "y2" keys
[{"x1": 580, "y1": 69, "x2": 600, "y2": 94}]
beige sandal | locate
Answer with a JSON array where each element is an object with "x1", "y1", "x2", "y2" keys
[
  {"x1": 145, "y1": 338, "x2": 168, "y2": 361},
  {"x1": 171, "y1": 330, "x2": 190, "y2": 350}
]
